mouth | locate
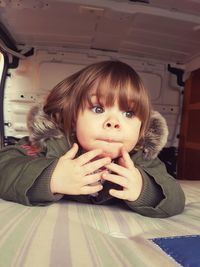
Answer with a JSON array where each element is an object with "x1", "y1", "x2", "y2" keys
[{"x1": 97, "y1": 138, "x2": 122, "y2": 144}]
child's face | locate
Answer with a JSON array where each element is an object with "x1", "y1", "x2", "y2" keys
[{"x1": 76, "y1": 94, "x2": 141, "y2": 159}]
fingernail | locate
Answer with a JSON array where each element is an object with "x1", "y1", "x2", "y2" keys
[{"x1": 102, "y1": 172, "x2": 106, "y2": 178}]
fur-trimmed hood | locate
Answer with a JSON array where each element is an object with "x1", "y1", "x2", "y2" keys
[{"x1": 27, "y1": 106, "x2": 168, "y2": 160}]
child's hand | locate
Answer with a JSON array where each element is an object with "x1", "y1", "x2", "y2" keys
[
  {"x1": 102, "y1": 147, "x2": 143, "y2": 202},
  {"x1": 50, "y1": 143, "x2": 111, "y2": 195}
]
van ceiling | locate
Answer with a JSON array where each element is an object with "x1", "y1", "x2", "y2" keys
[{"x1": 0, "y1": 0, "x2": 200, "y2": 64}]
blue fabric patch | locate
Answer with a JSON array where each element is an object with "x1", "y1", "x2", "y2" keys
[{"x1": 151, "y1": 235, "x2": 200, "y2": 267}]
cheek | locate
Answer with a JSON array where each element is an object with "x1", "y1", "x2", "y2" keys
[
  {"x1": 126, "y1": 139, "x2": 138, "y2": 152},
  {"x1": 76, "y1": 120, "x2": 97, "y2": 151},
  {"x1": 125, "y1": 122, "x2": 141, "y2": 152},
  {"x1": 76, "y1": 124, "x2": 89, "y2": 146}
]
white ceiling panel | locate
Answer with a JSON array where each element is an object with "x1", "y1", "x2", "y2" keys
[{"x1": 0, "y1": 0, "x2": 200, "y2": 64}]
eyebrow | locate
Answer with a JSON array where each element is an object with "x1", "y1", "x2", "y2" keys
[
  {"x1": 90, "y1": 94, "x2": 97, "y2": 97},
  {"x1": 90, "y1": 93, "x2": 102, "y2": 98},
  {"x1": 89, "y1": 94, "x2": 103, "y2": 101}
]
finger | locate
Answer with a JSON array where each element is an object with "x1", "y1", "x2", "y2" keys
[
  {"x1": 83, "y1": 157, "x2": 111, "y2": 175},
  {"x1": 84, "y1": 171, "x2": 104, "y2": 185},
  {"x1": 118, "y1": 157, "x2": 126, "y2": 167},
  {"x1": 81, "y1": 184, "x2": 103, "y2": 195},
  {"x1": 62, "y1": 143, "x2": 79, "y2": 159},
  {"x1": 76, "y1": 149, "x2": 104, "y2": 166},
  {"x1": 102, "y1": 173, "x2": 128, "y2": 188},
  {"x1": 106, "y1": 162, "x2": 128, "y2": 177},
  {"x1": 121, "y1": 147, "x2": 134, "y2": 169},
  {"x1": 109, "y1": 189, "x2": 127, "y2": 200}
]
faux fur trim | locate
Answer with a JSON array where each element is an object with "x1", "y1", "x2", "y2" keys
[
  {"x1": 142, "y1": 111, "x2": 169, "y2": 160},
  {"x1": 27, "y1": 106, "x2": 63, "y2": 149},
  {"x1": 27, "y1": 106, "x2": 168, "y2": 160}
]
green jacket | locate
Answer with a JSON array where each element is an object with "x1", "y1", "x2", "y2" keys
[{"x1": 0, "y1": 135, "x2": 185, "y2": 218}]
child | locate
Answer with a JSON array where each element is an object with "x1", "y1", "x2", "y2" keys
[{"x1": 0, "y1": 60, "x2": 185, "y2": 217}]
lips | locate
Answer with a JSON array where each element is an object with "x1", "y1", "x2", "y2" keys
[{"x1": 97, "y1": 138, "x2": 121, "y2": 144}]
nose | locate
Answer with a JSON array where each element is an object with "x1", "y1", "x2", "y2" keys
[{"x1": 104, "y1": 117, "x2": 120, "y2": 129}]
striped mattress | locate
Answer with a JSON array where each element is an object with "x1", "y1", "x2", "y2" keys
[{"x1": 0, "y1": 180, "x2": 200, "y2": 267}]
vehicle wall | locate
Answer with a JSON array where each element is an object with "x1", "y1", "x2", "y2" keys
[{"x1": 3, "y1": 47, "x2": 182, "y2": 148}]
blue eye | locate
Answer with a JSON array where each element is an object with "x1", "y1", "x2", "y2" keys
[
  {"x1": 123, "y1": 111, "x2": 135, "y2": 118},
  {"x1": 91, "y1": 106, "x2": 104, "y2": 114}
]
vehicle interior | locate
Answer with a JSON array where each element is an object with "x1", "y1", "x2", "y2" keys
[{"x1": 0, "y1": 1, "x2": 200, "y2": 266}]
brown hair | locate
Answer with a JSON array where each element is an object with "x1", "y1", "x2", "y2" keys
[{"x1": 43, "y1": 60, "x2": 151, "y2": 145}]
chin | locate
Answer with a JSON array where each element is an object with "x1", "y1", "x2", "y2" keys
[{"x1": 100, "y1": 149, "x2": 121, "y2": 159}]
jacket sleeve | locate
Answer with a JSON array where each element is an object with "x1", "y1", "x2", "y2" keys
[
  {"x1": 27, "y1": 160, "x2": 64, "y2": 205},
  {"x1": 0, "y1": 144, "x2": 56, "y2": 205},
  {"x1": 125, "y1": 150, "x2": 185, "y2": 218}
]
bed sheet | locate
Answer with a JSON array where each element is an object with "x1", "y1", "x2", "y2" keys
[{"x1": 0, "y1": 180, "x2": 200, "y2": 267}]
